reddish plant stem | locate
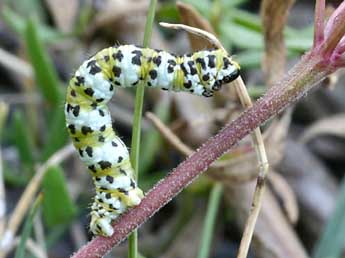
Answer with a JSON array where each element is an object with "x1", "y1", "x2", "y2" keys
[
  {"x1": 71, "y1": 53, "x2": 331, "y2": 258},
  {"x1": 322, "y1": 1, "x2": 345, "y2": 58},
  {"x1": 314, "y1": 0, "x2": 325, "y2": 48}
]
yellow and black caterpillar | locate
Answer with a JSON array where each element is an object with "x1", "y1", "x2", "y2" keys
[{"x1": 65, "y1": 45, "x2": 240, "y2": 236}]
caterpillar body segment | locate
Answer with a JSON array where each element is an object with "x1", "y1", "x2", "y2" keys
[{"x1": 65, "y1": 45, "x2": 240, "y2": 236}]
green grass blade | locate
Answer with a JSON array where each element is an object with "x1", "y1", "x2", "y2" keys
[
  {"x1": 139, "y1": 96, "x2": 171, "y2": 175},
  {"x1": 2, "y1": 6, "x2": 62, "y2": 43},
  {"x1": 197, "y1": 183, "x2": 223, "y2": 258},
  {"x1": 12, "y1": 111, "x2": 35, "y2": 167},
  {"x1": 24, "y1": 18, "x2": 68, "y2": 160},
  {"x1": 25, "y1": 18, "x2": 63, "y2": 106},
  {"x1": 14, "y1": 194, "x2": 43, "y2": 258},
  {"x1": 220, "y1": 21, "x2": 264, "y2": 49},
  {"x1": 229, "y1": 8, "x2": 262, "y2": 32},
  {"x1": 128, "y1": 0, "x2": 157, "y2": 257},
  {"x1": 42, "y1": 166, "x2": 77, "y2": 227},
  {"x1": 313, "y1": 178, "x2": 345, "y2": 258},
  {"x1": 236, "y1": 50, "x2": 262, "y2": 68},
  {"x1": 40, "y1": 108, "x2": 68, "y2": 161}
]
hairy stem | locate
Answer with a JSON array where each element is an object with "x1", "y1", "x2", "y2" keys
[{"x1": 71, "y1": 51, "x2": 331, "y2": 258}]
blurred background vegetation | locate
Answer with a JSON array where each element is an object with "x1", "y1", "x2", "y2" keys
[{"x1": 0, "y1": 0, "x2": 344, "y2": 257}]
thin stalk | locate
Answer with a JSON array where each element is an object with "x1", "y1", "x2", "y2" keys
[
  {"x1": 128, "y1": 1, "x2": 157, "y2": 258},
  {"x1": 197, "y1": 183, "x2": 223, "y2": 258}
]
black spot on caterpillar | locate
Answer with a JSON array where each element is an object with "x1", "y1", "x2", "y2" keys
[{"x1": 65, "y1": 44, "x2": 240, "y2": 236}]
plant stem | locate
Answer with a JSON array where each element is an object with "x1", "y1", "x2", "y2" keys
[
  {"x1": 197, "y1": 183, "x2": 223, "y2": 258},
  {"x1": 128, "y1": 1, "x2": 157, "y2": 258}
]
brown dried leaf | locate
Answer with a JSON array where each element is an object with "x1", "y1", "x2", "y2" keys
[
  {"x1": 299, "y1": 114, "x2": 345, "y2": 143},
  {"x1": 45, "y1": 0, "x2": 79, "y2": 33},
  {"x1": 161, "y1": 210, "x2": 204, "y2": 258},
  {"x1": 261, "y1": 0, "x2": 295, "y2": 87},
  {"x1": 176, "y1": 1, "x2": 215, "y2": 51},
  {"x1": 89, "y1": 0, "x2": 148, "y2": 33},
  {"x1": 225, "y1": 183, "x2": 309, "y2": 258},
  {"x1": 278, "y1": 140, "x2": 338, "y2": 243},
  {"x1": 174, "y1": 93, "x2": 215, "y2": 145},
  {"x1": 87, "y1": 0, "x2": 166, "y2": 49}
]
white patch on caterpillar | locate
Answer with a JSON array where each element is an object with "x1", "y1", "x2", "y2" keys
[
  {"x1": 117, "y1": 45, "x2": 142, "y2": 86},
  {"x1": 79, "y1": 60, "x2": 114, "y2": 101},
  {"x1": 79, "y1": 140, "x2": 129, "y2": 167},
  {"x1": 94, "y1": 175, "x2": 131, "y2": 190},
  {"x1": 155, "y1": 51, "x2": 176, "y2": 89},
  {"x1": 65, "y1": 107, "x2": 111, "y2": 132}
]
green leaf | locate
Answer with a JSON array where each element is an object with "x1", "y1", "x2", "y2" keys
[
  {"x1": 180, "y1": 0, "x2": 212, "y2": 18},
  {"x1": 313, "y1": 178, "x2": 345, "y2": 258},
  {"x1": 286, "y1": 37, "x2": 313, "y2": 52},
  {"x1": 247, "y1": 86, "x2": 267, "y2": 98},
  {"x1": 221, "y1": 0, "x2": 249, "y2": 7},
  {"x1": 236, "y1": 50, "x2": 262, "y2": 68},
  {"x1": 42, "y1": 166, "x2": 77, "y2": 227},
  {"x1": 220, "y1": 21, "x2": 264, "y2": 49},
  {"x1": 229, "y1": 8, "x2": 262, "y2": 32},
  {"x1": 25, "y1": 18, "x2": 63, "y2": 106},
  {"x1": 156, "y1": 3, "x2": 180, "y2": 24},
  {"x1": 7, "y1": 0, "x2": 47, "y2": 22},
  {"x1": 2, "y1": 6, "x2": 62, "y2": 43},
  {"x1": 41, "y1": 108, "x2": 68, "y2": 161},
  {"x1": 220, "y1": 14, "x2": 312, "y2": 53},
  {"x1": 14, "y1": 194, "x2": 43, "y2": 258}
]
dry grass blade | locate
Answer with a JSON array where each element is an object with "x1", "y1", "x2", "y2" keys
[
  {"x1": 160, "y1": 22, "x2": 269, "y2": 258},
  {"x1": 0, "y1": 144, "x2": 74, "y2": 257},
  {"x1": 0, "y1": 48, "x2": 33, "y2": 79},
  {"x1": 230, "y1": 79, "x2": 269, "y2": 258},
  {"x1": 224, "y1": 183, "x2": 309, "y2": 258},
  {"x1": 159, "y1": 22, "x2": 225, "y2": 52},
  {"x1": 261, "y1": 0, "x2": 295, "y2": 87}
]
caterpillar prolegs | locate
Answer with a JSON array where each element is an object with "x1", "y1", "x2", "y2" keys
[{"x1": 64, "y1": 44, "x2": 240, "y2": 236}]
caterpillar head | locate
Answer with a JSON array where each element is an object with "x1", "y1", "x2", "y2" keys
[{"x1": 200, "y1": 52, "x2": 240, "y2": 97}]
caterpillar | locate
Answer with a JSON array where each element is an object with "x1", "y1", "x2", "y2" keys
[{"x1": 64, "y1": 44, "x2": 240, "y2": 237}]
